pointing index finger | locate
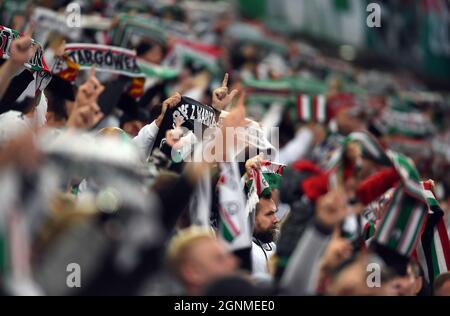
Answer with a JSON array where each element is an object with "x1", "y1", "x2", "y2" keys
[
  {"x1": 222, "y1": 72, "x2": 229, "y2": 88},
  {"x1": 89, "y1": 65, "x2": 96, "y2": 80},
  {"x1": 24, "y1": 21, "x2": 35, "y2": 38}
]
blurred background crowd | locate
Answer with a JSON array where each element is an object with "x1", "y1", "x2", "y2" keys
[{"x1": 0, "y1": 0, "x2": 449, "y2": 296}]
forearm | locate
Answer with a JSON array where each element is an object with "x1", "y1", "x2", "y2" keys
[
  {"x1": 0, "y1": 69, "x2": 35, "y2": 112},
  {"x1": 278, "y1": 127, "x2": 314, "y2": 165},
  {"x1": 133, "y1": 121, "x2": 160, "y2": 159},
  {"x1": 356, "y1": 167, "x2": 399, "y2": 205},
  {"x1": 280, "y1": 220, "x2": 333, "y2": 295}
]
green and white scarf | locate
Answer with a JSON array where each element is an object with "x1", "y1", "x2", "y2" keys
[
  {"x1": 415, "y1": 181, "x2": 450, "y2": 284},
  {"x1": 327, "y1": 131, "x2": 429, "y2": 257},
  {"x1": 0, "y1": 25, "x2": 49, "y2": 73},
  {"x1": 246, "y1": 160, "x2": 286, "y2": 198},
  {"x1": 65, "y1": 43, "x2": 142, "y2": 77},
  {"x1": 296, "y1": 94, "x2": 328, "y2": 123},
  {"x1": 218, "y1": 161, "x2": 251, "y2": 251}
]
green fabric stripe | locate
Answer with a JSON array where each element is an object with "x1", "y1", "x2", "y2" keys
[
  {"x1": 389, "y1": 151, "x2": 425, "y2": 200},
  {"x1": 308, "y1": 96, "x2": 314, "y2": 121},
  {"x1": 277, "y1": 256, "x2": 289, "y2": 268},
  {"x1": 375, "y1": 187, "x2": 402, "y2": 240},
  {"x1": 247, "y1": 94, "x2": 293, "y2": 105},
  {"x1": 394, "y1": 153, "x2": 421, "y2": 182},
  {"x1": 220, "y1": 220, "x2": 235, "y2": 243},
  {"x1": 387, "y1": 194, "x2": 415, "y2": 250},
  {"x1": 243, "y1": 78, "x2": 293, "y2": 91},
  {"x1": 368, "y1": 222, "x2": 375, "y2": 239},
  {"x1": 262, "y1": 172, "x2": 282, "y2": 190},
  {"x1": 405, "y1": 206, "x2": 427, "y2": 255},
  {"x1": 426, "y1": 197, "x2": 439, "y2": 208},
  {"x1": 0, "y1": 235, "x2": 8, "y2": 274},
  {"x1": 71, "y1": 185, "x2": 79, "y2": 196},
  {"x1": 138, "y1": 62, "x2": 179, "y2": 79}
]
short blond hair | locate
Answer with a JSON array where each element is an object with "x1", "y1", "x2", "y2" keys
[
  {"x1": 167, "y1": 226, "x2": 216, "y2": 272},
  {"x1": 98, "y1": 127, "x2": 129, "y2": 138}
]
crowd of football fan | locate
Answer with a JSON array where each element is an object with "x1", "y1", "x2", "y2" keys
[{"x1": 0, "y1": 0, "x2": 449, "y2": 296}]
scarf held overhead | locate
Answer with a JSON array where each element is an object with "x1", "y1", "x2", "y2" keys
[
  {"x1": 0, "y1": 25, "x2": 49, "y2": 72},
  {"x1": 327, "y1": 132, "x2": 430, "y2": 257},
  {"x1": 218, "y1": 161, "x2": 252, "y2": 251},
  {"x1": 65, "y1": 43, "x2": 142, "y2": 77}
]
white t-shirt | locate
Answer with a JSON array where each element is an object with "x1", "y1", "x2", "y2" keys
[
  {"x1": 133, "y1": 121, "x2": 160, "y2": 160},
  {"x1": 0, "y1": 110, "x2": 33, "y2": 145},
  {"x1": 251, "y1": 240, "x2": 276, "y2": 279}
]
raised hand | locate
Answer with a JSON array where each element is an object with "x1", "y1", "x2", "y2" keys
[
  {"x1": 67, "y1": 66, "x2": 105, "y2": 129},
  {"x1": 156, "y1": 92, "x2": 181, "y2": 127},
  {"x1": 75, "y1": 66, "x2": 105, "y2": 106},
  {"x1": 0, "y1": 27, "x2": 37, "y2": 99},
  {"x1": 245, "y1": 153, "x2": 264, "y2": 175},
  {"x1": 221, "y1": 91, "x2": 247, "y2": 130},
  {"x1": 318, "y1": 230, "x2": 354, "y2": 285},
  {"x1": 67, "y1": 103, "x2": 104, "y2": 130},
  {"x1": 219, "y1": 91, "x2": 248, "y2": 160},
  {"x1": 212, "y1": 73, "x2": 239, "y2": 111},
  {"x1": 9, "y1": 26, "x2": 36, "y2": 67}
]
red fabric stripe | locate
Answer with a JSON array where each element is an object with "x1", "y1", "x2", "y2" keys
[
  {"x1": 254, "y1": 169, "x2": 261, "y2": 195},
  {"x1": 437, "y1": 218, "x2": 450, "y2": 270},
  {"x1": 423, "y1": 180, "x2": 434, "y2": 192},
  {"x1": 174, "y1": 38, "x2": 222, "y2": 57},
  {"x1": 219, "y1": 206, "x2": 240, "y2": 236}
]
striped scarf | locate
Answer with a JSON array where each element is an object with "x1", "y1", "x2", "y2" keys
[
  {"x1": 217, "y1": 161, "x2": 251, "y2": 250},
  {"x1": 53, "y1": 54, "x2": 80, "y2": 83},
  {"x1": 415, "y1": 181, "x2": 450, "y2": 284},
  {"x1": 0, "y1": 25, "x2": 49, "y2": 73},
  {"x1": 137, "y1": 59, "x2": 179, "y2": 80},
  {"x1": 327, "y1": 132, "x2": 430, "y2": 257},
  {"x1": 375, "y1": 98, "x2": 435, "y2": 138},
  {"x1": 296, "y1": 94, "x2": 328, "y2": 123},
  {"x1": 242, "y1": 77, "x2": 327, "y2": 104},
  {"x1": 164, "y1": 39, "x2": 222, "y2": 73},
  {"x1": 112, "y1": 15, "x2": 167, "y2": 47},
  {"x1": 246, "y1": 161, "x2": 286, "y2": 197},
  {"x1": 362, "y1": 188, "x2": 394, "y2": 241},
  {"x1": 64, "y1": 43, "x2": 142, "y2": 77},
  {"x1": 243, "y1": 78, "x2": 295, "y2": 105}
]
